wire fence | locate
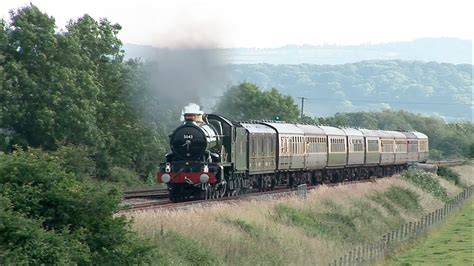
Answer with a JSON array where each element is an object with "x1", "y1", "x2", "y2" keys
[{"x1": 329, "y1": 185, "x2": 473, "y2": 266}]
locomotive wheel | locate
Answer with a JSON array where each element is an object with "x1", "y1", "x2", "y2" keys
[
  {"x1": 207, "y1": 186, "x2": 214, "y2": 199},
  {"x1": 169, "y1": 185, "x2": 183, "y2": 202},
  {"x1": 206, "y1": 187, "x2": 212, "y2": 199},
  {"x1": 218, "y1": 183, "x2": 227, "y2": 198}
]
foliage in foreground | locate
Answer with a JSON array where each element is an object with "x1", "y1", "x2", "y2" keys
[
  {"x1": 0, "y1": 149, "x2": 152, "y2": 264},
  {"x1": 402, "y1": 170, "x2": 449, "y2": 202}
]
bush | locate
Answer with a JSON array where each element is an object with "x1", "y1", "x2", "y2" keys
[
  {"x1": 0, "y1": 149, "x2": 153, "y2": 264},
  {"x1": 109, "y1": 166, "x2": 144, "y2": 187},
  {"x1": 429, "y1": 149, "x2": 444, "y2": 161},
  {"x1": 437, "y1": 166, "x2": 463, "y2": 187},
  {"x1": 402, "y1": 170, "x2": 449, "y2": 202},
  {"x1": 52, "y1": 145, "x2": 96, "y2": 179}
]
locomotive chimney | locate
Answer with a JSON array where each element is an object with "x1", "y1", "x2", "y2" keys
[
  {"x1": 183, "y1": 103, "x2": 204, "y2": 123},
  {"x1": 184, "y1": 113, "x2": 204, "y2": 123}
]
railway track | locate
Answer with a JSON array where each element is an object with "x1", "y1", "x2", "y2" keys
[
  {"x1": 123, "y1": 188, "x2": 169, "y2": 199},
  {"x1": 425, "y1": 159, "x2": 465, "y2": 167},
  {"x1": 118, "y1": 160, "x2": 466, "y2": 213},
  {"x1": 118, "y1": 179, "x2": 374, "y2": 214}
]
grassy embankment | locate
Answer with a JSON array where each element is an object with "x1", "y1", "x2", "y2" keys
[
  {"x1": 385, "y1": 197, "x2": 473, "y2": 265},
  {"x1": 129, "y1": 163, "x2": 472, "y2": 265}
]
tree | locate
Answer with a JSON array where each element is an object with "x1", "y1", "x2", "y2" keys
[
  {"x1": 0, "y1": 5, "x2": 167, "y2": 181},
  {"x1": 0, "y1": 149, "x2": 152, "y2": 264},
  {"x1": 1, "y1": 5, "x2": 101, "y2": 149},
  {"x1": 214, "y1": 82, "x2": 299, "y2": 122}
]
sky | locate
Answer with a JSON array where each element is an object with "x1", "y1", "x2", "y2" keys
[{"x1": 1, "y1": 0, "x2": 473, "y2": 48}]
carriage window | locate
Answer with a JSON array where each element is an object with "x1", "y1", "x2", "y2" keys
[
  {"x1": 396, "y1": 140, "x2": 407, "y2": 152},
  {"x1": 251, "y1": 138, "x2": 256, "y2": 155},
  {"x1": 381, "y1": 140, "x2": 394, "y2": 152},
  {"x1": 330, "y1": 137, "x2": 345, "y2": 152},
  {"x1": 367, "y1": 140, "x2": 379, "y2": 152},
  {"x1": 352, "y1": 139, "x2": 364, "y2": 152},
  {"x1": 270, "y1": 138, "x2": 274, "y2": 155}
]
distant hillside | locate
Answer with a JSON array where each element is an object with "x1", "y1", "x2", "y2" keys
[
  {"x1": 225, "y1": 61, "x2": 473, "y2": 121},
  {"x1": 124, "y1": 38, "x2": 472, "y2": 64}
]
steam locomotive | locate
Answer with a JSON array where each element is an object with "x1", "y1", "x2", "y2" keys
[{"x1": 157, "y1": 111, "x2": 429, "y2": 202}]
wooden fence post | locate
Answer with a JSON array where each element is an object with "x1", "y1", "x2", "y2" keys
[
  {"x1": 358, "y1": 246, "x2": 362, "y2": 265},
  {"x1": 401, "y1": 224, "x2": 405, "y2": 240},
  {"x1": 368, "y1": 243, "x2": 372, "y2": 263},
  {"x1": 360, "y1": 245, "x2": 366, "y2": 265}
]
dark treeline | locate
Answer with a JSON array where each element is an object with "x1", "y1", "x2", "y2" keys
[{"x1": 216, "y1": 83, "x2": 474, "y2": 159}]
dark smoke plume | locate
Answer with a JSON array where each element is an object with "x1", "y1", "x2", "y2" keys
[
  {"x1": 128, "y1": 10, "x2": 233, "y2": 129},
  {"x1": 145, "y1": 47, "x2": 229, "y2": 110}
]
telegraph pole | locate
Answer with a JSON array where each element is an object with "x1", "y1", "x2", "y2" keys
[{"x1": 298, "y1": 97, "x2": 307, "y2": 119}]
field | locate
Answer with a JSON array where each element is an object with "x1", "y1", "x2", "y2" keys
[
  {"x1": 386, "y1": 197, "x2": 473, "y2": 265},
  {"x1": 129, "y1": 165, "x2": 472, "y2": 265}
]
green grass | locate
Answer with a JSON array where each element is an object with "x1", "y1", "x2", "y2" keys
[
  {"x1": 370, "y1": 186, "x2": 421, "y2": 216},
  {"x1": 386, "y1": 197, "x2": 474, "y2": 266},
  {"x1": 402, "y1": 170, "x2": 449, "y2": 202},
  {"x1": 148, "y1": 230, "x2": 220, "y2": 265},
  {"x1": 273, "y1": 186, "x2": 421, "y2": 244},
  {"x1": 220, "y1": 218, "x2": 285, "y2": 265},
  {"x1": 223, "y1": 218, "x2": 263, "y2": 238}
]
